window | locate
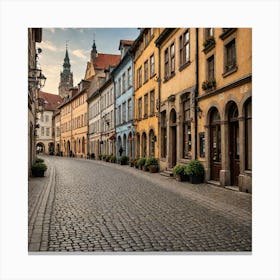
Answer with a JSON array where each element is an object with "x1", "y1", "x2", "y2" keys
[
  {"x1": 205, "y1": 28, "x2": 214, "y2": 39},
  {"x1": 45, "y1": 115, "x2": 49, "y2": 122},
  {"x1": 118, "y1": 105, "x2": 121, "y2": 125},
  {"x1": 127, "y1": 67, "x2": 132, "y2": 88},
  {"x1": 144, "y1": 60, "x2": 148, "y2": 82},
  {"x1": 40, "y1": 114, "x2": 44, "y2": 122},
  {"x1": 224, "y1": 39, "x2": 236, "y2": 72},
  {"x1": 41, "y1": 126, "x2": 44, "y2": 136},
  {"x1": 170, "y1": 43, "x2": 175, "y2": 75},
  {"x1": 207, "y1": 55, "x2": 215, "y2": 81},
  {"x1": 183, "y1": 97, "x2": 192, "y2": 158},
  {"x1": 138, "y1": 97, "x2": 142, "y2": 119},
  {"x1": 128, "y1": 98, "x2": 132, "y2": 121},
  {"x1": 164, "y1": 48, "x2": 169, "y2": 79},
  {"x1": 118, "y1": 78, "x2": 121, "y2": 96},
  {"x1": 150, "y1": 90, "x2": 155, "y2": 115},
  {"x1": 46, "y1": 127, "x2": 50, "y2": 136},
  {"x1": 144, "y1": 32, "x2": 149, "y2": 47},
  {"x1": 122, "y1": 73, "x2": 126, "y2": 93},
  {"x1": 150, "y1": 28, "x2": 154, "y2": 38},
  {"x1": 137, "y1": 66, "x2": 142, "y2": 88},
  {"x1": 122, "y1": 101, "x2": 126, "y2": 123},
  {"x1": 161, "y1": 111, "x2": 167, "y2": 157},
  {"x1": 149, "y1": 129, "x2": 155, "y2": 157},
  {"x1": 150, "y1": 54, "x2": 155, "y2": 77},
  {"x1": 245, "y1": 99, "x2": 252, "y2": 170},
  {"x1": 180, "y1": 29, "x2": 190, "y2": 66},
  {"x1": 144, "y1": 94, "x2": 148, "y2": 117}
]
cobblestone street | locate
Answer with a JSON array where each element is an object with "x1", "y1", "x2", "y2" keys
[{"x1": 28, "y1": 156, "x2": 252, "y2": 252}]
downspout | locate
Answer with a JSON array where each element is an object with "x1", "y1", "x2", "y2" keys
[
  {"x1": 194, "y1": 28, "x2": 199, "y2": 160},
  {"x1": 157, "y1": 42, "x2": 161, "y2": 161}
]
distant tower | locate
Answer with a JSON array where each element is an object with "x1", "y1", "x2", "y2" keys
[
  {"x1": 59, "y1": 43, "x2": 73, "y2": 99},
  {"x1": 91, "y1": 38, "x2": 98, "y2": 62}
]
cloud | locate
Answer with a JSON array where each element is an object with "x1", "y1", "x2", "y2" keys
[
  {"x1": 39, "y1": 40, "x2": 58, "y2": 52},
  {"x1": 72, "y1": 49, "x2": 87, "y2": 60}
]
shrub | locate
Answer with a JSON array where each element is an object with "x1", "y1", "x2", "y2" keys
[
  {"x1": 134, "y1": 158, "x2": 139, "y2": 168},
  {"x1": 98, "y1": 154, "x2": 102, "y2": 160},
  {"x1": 137, "y1": 157, "x2": 146, "y2": 167},
  {"x1": 110, "y1": 155, "x2": 116, "y2": 163},
  {"x1": 185, "y1": 160, "x2": 204, "y2": 176},
  {"x1": 31, "y1": 162, "x2": 47, "y2": 177},
  {"x1": 120, "y1": 155, "x2": 129, "y2": 165},
  {"x1": 105, "y1": 155, "x2": 111, "y2": 162},
  {"x1": 90, "y1": 153, "x2": 95, "y2": 159},
  {"x1": 173, "y1": 164, "x2": 187, "y2": 176},
  {"x1": 145, "y1": 157, "x2": 158, "y2": 167},
  {"x1": 35, "y1": 158, "x2": 44, "y2": 163}
]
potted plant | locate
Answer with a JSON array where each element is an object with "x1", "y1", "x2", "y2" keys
[
  {"x1": 90, "y1": 153, "x2": 95, "y2": 160},
  {"x1": 120, "y1": 155, "x2": 129, "y2": 165},
  {"x1": 105, "y1": 155, "x2": 110, "y2": 162},
  {"x1": 134, "y1": 158, "x2": 139, "y2": 168},
  {"x1": 185, "y1": 160, "x2": 205, "y2": 184},
  {"x1": 129, "y1": 158, "x2": 135, "y2": 167},
  {"x1": 98, "y1": 154, "x2": 102, "y2": 160},
  {"x1": 31, "y1": 162, "x2": 47, "y2": 177},
  {"x1": 110, "y1": 155, "x2": 116, "y2": 163},
  {"x1": 173, "y1": 164, "x2": 189, "y2": 181},
  {"x1": 35, "y1": 158, "x2": 44, "y2": 163},
  {"x1": 137, "y1": 158, "x2": 146, "y2": 170},
  {"x1": 145, "y1": 157, "x2": 159, "y2": 173}
]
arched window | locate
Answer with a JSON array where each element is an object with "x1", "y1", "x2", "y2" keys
[
  {"x1": 182, "y1": 96, "x2": 191, "y2": 158},
  {"x1": 245, "y1": 99, "x2": 252, "y2": 170},
  {"x1": 149, "y1": 129, "x2": 155, "y2": 157}
]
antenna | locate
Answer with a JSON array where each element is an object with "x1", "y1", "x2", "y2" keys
[{"x1": 66, "y1": 40, "x2": 69, "y2": 49}]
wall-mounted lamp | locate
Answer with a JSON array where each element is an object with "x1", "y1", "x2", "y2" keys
[
  {"x1": 196, "y1": 107, "x2": 203, "y2": 118},
  {"x1": 28, "y1": 68, "x2": 46, "y2": 89}
]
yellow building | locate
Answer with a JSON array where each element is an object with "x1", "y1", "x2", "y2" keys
[
  {"x1": 131, "y1": 28, "x2": 161, "y2": 159},
  {"x1": 53, "y1": 110, "x2": 61, "y2": 155},
  {"x1": 59, "y1": 87, "x2": 77, "y2": 156},
  {"x1": 197, "y1": 28, "x2": 252, "y2": 192},
  {"x1": 71, "y1": 80, "x2": 90, "y2": 158},
  {"x1": 155, "y1": 28, "x2": 197, "y2": 170}
]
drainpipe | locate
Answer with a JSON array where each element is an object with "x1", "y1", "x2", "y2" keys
[
  {"x1": 157, "y1": 42, "x2": 161, "y2": 161},
  {"x1": 194, "y1": 28, "x2": 199, "y2": 160}
]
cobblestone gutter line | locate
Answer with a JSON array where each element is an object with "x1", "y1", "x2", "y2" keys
[{"x1": 28, "y1": 162, "x2": 55, "y2": 252}]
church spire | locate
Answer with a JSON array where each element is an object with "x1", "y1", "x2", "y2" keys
[
  {"x1": 91, "y1": 34, "x2": 97, "y2": 61},
  {"x1": 63, "y1": 42, "x2": 71, "y2": 70}
]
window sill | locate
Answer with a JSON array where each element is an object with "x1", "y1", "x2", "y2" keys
[
  {"x1": 143, "y1": 79, "x2": 148, "y2": 85},
  {"x1": 202, "y1": 42, "x2": 215, "y2": 54},
  {"x1": 222, "y1": 65, "x2": 238, "y2": 77},
  {"x1": 150, "y1": 73, "x2": 156, "y2": 80},
  {"x1": 163, "y1": 72, "x2": 176, "y2": 83},
  {"x1": 179, "y1": 61, "x2": 191, "y2": 72}
]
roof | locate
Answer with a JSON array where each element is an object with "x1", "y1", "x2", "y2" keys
[
  {"x1": 38, "y1": 91, "x2": 63, "y2": 111},
  {"x1": 119, "y1": 40, "x2": 134, "y2": 49},
  {"x1": 93, "y1": 53, "x2": 121, "y2": 70}
]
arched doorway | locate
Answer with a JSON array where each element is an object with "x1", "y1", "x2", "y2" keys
[
  {"x1": 149, "y1": 129, "x2": 155, "y2": 157},
  {"x1": 169, "y1": 109, "x2": 177, "y2": 167},
  {"x1": 136, "y1": 133, "x2": 140, "y2": 158},
  {"x1": 128, "y1": 132, "x2": 133, "y2": 159},
  {"x1": 48, "y1": 142, "x2": 54, "y2": 155},
  {"x1": 117, "y1": 135, "x2": 122, "y2": 156},
  {"x1": 67, "y1": 140, "x2": 71, "y2": 156},
  {"x1": 210, "y1": 108, "x2": 221, "y2": 181},
  {"x1": 73, "y1": 140, "x2": 76, "y2": 154},
  {"x1": 82, "y1": 137, "x2": 85, "y2": 154},
  {"x1": 123, "y1": 134, "x2": 127, "y2": 156},
  {"x1": 36, "y1": 142, "x2": 45, "y2": 154},
  {"x1": 228, "y1": 102, "x2": 240, "y2": 185},
  {"x1": 142, "y1": 132, "x2": 147, "y2": 157},
  {"x1": 56, "y1": 143, "x2": 60, "y2": 154}
]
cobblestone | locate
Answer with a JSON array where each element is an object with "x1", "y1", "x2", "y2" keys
[{"x1": 28, "y1": 155, "x2": 252, "y2": 252}]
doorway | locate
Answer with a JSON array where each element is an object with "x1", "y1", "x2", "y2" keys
[{"x1": 170, "y1": 109, "x2": 177, "y2": 167}]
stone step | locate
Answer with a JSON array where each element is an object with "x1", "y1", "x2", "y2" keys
[{"x1": 160, "y1": 170, "x2": 174, "y2": 177}]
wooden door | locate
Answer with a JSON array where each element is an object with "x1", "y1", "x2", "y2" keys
[
  {"x1": 171, "y1": 126, "x2": 177, "y2": 167},
  {"x1": 229, "y1": 121, "x2": 240, "y2": 185}
]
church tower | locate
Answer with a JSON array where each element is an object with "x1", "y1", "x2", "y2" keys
[{"x1": 58, "y1": 44, "x2": 73, "y2": 99}]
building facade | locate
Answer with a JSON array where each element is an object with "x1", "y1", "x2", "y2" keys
[
  {"x1": 197, "y1": 28, "x2": 252, "y2": 192},
  {"x1": 36, "y1": 91, "x2": 62, "y2": 155},
  {"x1": 100, "y1": 71, "x2": 115, "y2": 156},
  {"x1": 132, "y1": 29, "x2": 161, "y2": 160},
  {"x1": 87, "y1": 41, "x2": 121, "y2": 158},
  {"x1": 53, "y1": 110, "x2": 61, "y2": 155},
  {"x1": 28, "y1": 28, "x2": 42, "y2": 175},
  {"x1": 155, "y1": 28, "x2": 197, "y2": 170},
  {"x1": 112, "y1": 40, "x2": 135, "y2": 158}
]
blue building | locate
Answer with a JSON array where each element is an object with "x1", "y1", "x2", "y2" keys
[{"x1": 111, "y1": 40, "x2": 135, "y2": 159}]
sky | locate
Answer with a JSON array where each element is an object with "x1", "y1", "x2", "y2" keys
[{"x1": 37, "y1": 28, "x2": 140, "y2": 95}]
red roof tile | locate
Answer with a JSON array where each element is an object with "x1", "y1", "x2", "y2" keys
[
  {"x1": 38, "y1": 91, "x2": 63, "y2": 111},
  {"x1": 93, "y1": 53, "x2": 121, "y2": 70},
  {"x1": 120, "y1": 40, "x2": 134, "y2": 46}
]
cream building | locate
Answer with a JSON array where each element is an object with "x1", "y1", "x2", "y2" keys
[{"x1": 36, "y1": 91, "x2": 62, "y2": 154}]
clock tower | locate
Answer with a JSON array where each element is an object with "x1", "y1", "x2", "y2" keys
[{"x1": 58, "y1": 44, "x2": 73, "y2": 99}]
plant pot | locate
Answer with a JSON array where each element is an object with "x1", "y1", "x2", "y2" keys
[
  {"x1": 142, "y1": 165, "x2": 148, "y2": 171},
  {"x1": 149, "y1": 165, "x2": 158, "y2": 173},
  {"x1": 175, "y1": 174, "x2": 189, "y2": 182},
  {"x1": 189, "y1": 175, "x2": 203, "y2": 184},
  {"x1": 32, "y1": 170, "x2": 45, "y2": 177}
]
